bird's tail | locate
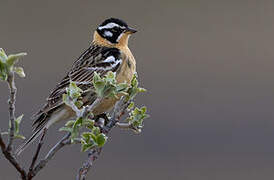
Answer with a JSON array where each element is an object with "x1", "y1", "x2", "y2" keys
[
  {"x1": 15, "y1": 125, "x2": 46, "y2": 156},
  {"x1": 15, "y1": 113, "x2": 48, "y2": 156},
  {"x1": 15, "y1": 107, "x2": 71, "y2": 156}
]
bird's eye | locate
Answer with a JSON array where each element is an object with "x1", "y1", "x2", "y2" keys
[{"x1": 112, "y1": 27, "x2": 119, "y2": 33}]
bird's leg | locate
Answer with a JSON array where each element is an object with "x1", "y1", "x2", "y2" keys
[{"x1": 94, "y1": 113, "x2": 109, "y2": 128}]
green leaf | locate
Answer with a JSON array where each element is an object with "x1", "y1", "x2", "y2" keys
[
  {"x1": 92, "y1": 127, "x2": 100, "y2": 135},
  {"x1": 71, "y1": 129, "x2": 80, "y2": 142},
  {"x1": 15, "y1": 115, "x2": 23, "y2": 134},
  {"x1": 59, "y1": 127, "x2": 72, "y2": 132},
  {"x1": 68, "y1": 81, "x2": 83, "y2": 99},
  {"x1": 14, "y1": 134, "x2": 26, "y2": 140},
  {"x1": 73, "y1": 117, "x2": 83, "y2": 128},
  {"x1": 93, "y1": 72, "x2": 101, "y2": 82},
  {"x1": 106, "y1": 71, "x2": 115, "y2": 79},
  {"x1": 6, "y1": 53, "x2": 27, "y2": 67},
  {"x1": 0, "y1": 48, "x2": 8, "y2": 62},
  {"x1": 14, "y1": 115, "x2": 25, "y2": 140},
  {"x1": 0, "y1": 61, "x2": 8, "y2": 81},
  {"x1": 83, "y1": 119, "x2": 95, "y2": 129},
  {"x1": 138, "y1": 88, "x2": 147, "y2": 93},
  {"x1": 81, "y1": 143, "x2": 95, "y2": 152},
  {"x1": 141, "y1": 106, "x2": 147, "y2": 114},
  {"x1": 90, "y1": 134, "x2": 97, "y2": 143},
  {"x1": 127, "y1": 106, "x2": 149, "y2": 131},
  {"x1": 62, "y1": 94, "x2": 69, "y2": 104},
  {"x1": 116, "y1": 82, "x2": 129, "y2": 92},
  {"x1": 65, "y1": 120, "x2": 75, "y2": 127},
  {"x1": 14, "y1": 67, "x2": 25, "y2": 78},
  {"x1": 81, "y1": 132, "x2": 91, "y2": 141},
  {"x1": 127, "y1": 102, "x2": 135, "y2": 110},
  {"x1": 125, "y1": 73, "x2": 145, "y2": 101},
  {"x1": 96, "y1": 133, "x2": 107, "y2": 147},
  {"x1": 0, "y1": 50, "x2": 27, "y2": 81},
  {"x1": 93, "y1": 71, "x2": 125, "y2": 98},
  {"x1": 74, "y1": 100, "x2": 83, "y2": 109},
  {"x1": 0, "y1": 73, "x2": 8, "y2": 81},
  {"x1": 93, "y1": 81, "x2": 105, "y2": 97}
]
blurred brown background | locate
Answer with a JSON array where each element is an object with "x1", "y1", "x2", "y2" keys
[{"x1": 1, "y1": 0, "x2": 274, "y2": 179}]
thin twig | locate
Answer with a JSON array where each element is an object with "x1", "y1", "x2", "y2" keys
[
  {"x1": 86, "y1": 98, "x2": 103, "y2": 114},
  {"x1": 0, "y1": 133, "x2": 27, "y2": 179},
  {"x1": 68, "y1": 97, "x2": 103, "y2": 118},
  {"x1": 116, "y1": 122, "x2": 141, "y2": 133},
  {"x1": 0, "y1": 133, "x2": 6, "y2": 150},
  {"x1": 116, "y1": 122, "x2": 132, "y2": 128},
  {"x1": 67, "y1": 96, "x2": 82, "y2": 117},
  {"x1": 28, "y1": 129, "x2": 47, "y2": 178},
  {"x1": 76, "y1": 97, "x2": 132, "y2": 180},
  {"x1": 82, "y1": 97, "x2": 103, "y2": 118},
  {"x1": 7, "y1": 72, "x2": 17, "y2": 151},
  {"x1": 0, "y1": 72, "x2": 27, "y2": 179},
  {"x1": 104, "y1": 98, "x2": 132, "y2": 133},
  {"x1": 76, "y1": 148, "x2": 101, "y2": 180},
  {"x1": 29, "y1": 133, "x2": 71, "y2": 178}
]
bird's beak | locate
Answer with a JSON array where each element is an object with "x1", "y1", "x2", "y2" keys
[{"x1": 125, "y1": 27, "x2": 137, "y2": 34}]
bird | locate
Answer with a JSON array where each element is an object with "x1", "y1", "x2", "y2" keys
[{"x1": 16, "y1": 18, "x2": 137, "y2": 155}]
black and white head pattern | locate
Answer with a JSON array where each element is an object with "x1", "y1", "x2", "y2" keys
[{"x1": 97, "y1": 18, "x2": 128, "y2": 44}]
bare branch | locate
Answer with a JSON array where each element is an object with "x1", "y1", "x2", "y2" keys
[
  {"x1": 104, "y1": 98, "x2": 133, "y2": 133},
  {"x1": 0, "y1": 133, "x2": 27, "y2": 179},
  {"x1": 76, "y1": 148, "x2": 101, "y2": 180},
  {"x1": 67, "y1": 96, "x2": 103, "y2": 118},
  {"x1": 30, "y1": 133, "x2": 71, "y2": 178},
  {"x1": 86, "y1": 98, "x2": 103, "y2": 114},
  {"x1": 116, "y1": 122, "x2": 141, "y2": 133},
  {"x1": 0, "y1": 72, "x2": 27, "y2": 179},
  {"x1": 116, "y1": 122, "x2": 132, "y2": 128},
  {"x1": 67, "y1": 97, "x2": 82, "y2": 117},
  {"x1": 0, "y1": 133, "x2": 6, "y2": 150},
  {"x1": 82, "y1": 97, "x2": 103, "y2": 118},
  {"x1": 28, "y1": 129, "x2": 47, "y2": 178},
  {"x1": 7, "y1": 72, "x2": 17, "y2": 151}
]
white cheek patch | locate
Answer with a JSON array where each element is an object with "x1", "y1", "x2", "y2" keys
[{"x1": 104, "y1": 31, "x2": 113, "y2": 37}]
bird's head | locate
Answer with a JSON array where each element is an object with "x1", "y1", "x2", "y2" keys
[{"x1": 94, "y1": 18, "x2": 137, "y2": 47}]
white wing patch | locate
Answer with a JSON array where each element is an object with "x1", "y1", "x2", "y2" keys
[
  {"x1": 103, "y1": 56, "x2": 116, "y2": 63},
  {"x1": 109, "y1": 58, "x2": 122, "y2": 68},
  {"x1": 84, "y1": 58, "x2": 122, "y2": 71}
]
